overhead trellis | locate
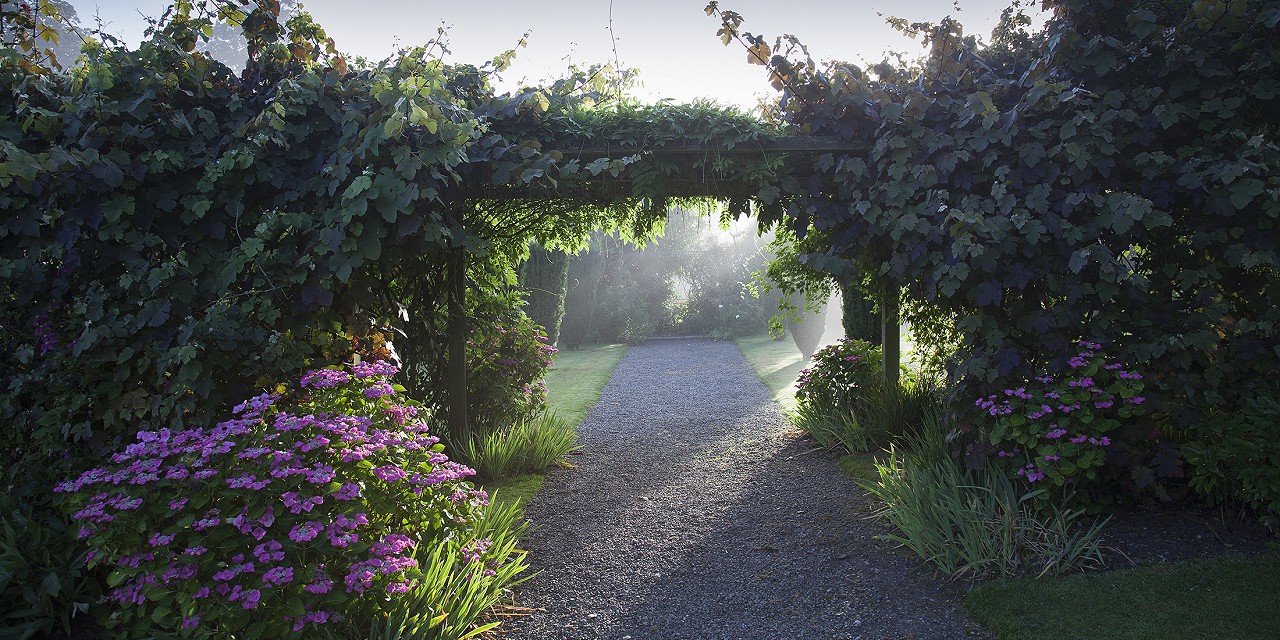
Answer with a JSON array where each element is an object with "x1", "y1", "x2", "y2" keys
[
  {"x1": 0, "y1": 3, "x2": 885, "y2": 455},
  {"x1": 436, "y1": 106, "x2": 876, "y2": 437}
]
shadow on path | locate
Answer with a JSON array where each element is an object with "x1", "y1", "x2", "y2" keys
[{"x1": 505, "y1": 338, "x2": 988, "y2": 640}]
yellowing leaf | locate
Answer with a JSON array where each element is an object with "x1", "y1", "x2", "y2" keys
[{"x1": 747, "y1": 40, "x2": 771, "y2": 66}]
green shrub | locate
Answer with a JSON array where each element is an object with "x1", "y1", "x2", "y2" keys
[
  {"x1": 970, "y1": 341, "x2": 1156, "y2": 502},
  {"x1": 1183, "y1": 385, "x2": 1280, "y2": 529},
  {"x1": 862, "y1": 413, "x2": 1108, "y2": 579},
  {"x1": 57, "y1": 361, "x2": 491, "y2": 638},
  {"x1": 794, "y1": 340, "x2": 948, "y2": 453},
  {"x1": 461, "y1": 411, "x2": 578, "y2": 482},
  {"x1": 795, "y1": 338, "x2": 883, "y2": 410},
  {"x1": 840, "y1": 282, "x2": 880, "y2": 345},
  {"x1": 367, "y1": 499, "x2": 530, "y2": 640},
  {"x1": 467, "y1": 312, "x2": 558, "y2": 434},
  {"x1": 794, "y1": 337, "x2": 943, "y2": 455},
  {"x1": 0, "y1": 498, "x2": 104, "y2": 640},
  {"x1": 519, "y1": 243, "x2": 571, "y2": 347}
]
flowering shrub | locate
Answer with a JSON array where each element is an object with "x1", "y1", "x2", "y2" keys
[
  {"x1": 467, "y1": 311, "x2": 557, "y2": 432},
  {"x1": 975, "y1": 341, "x2": 1151, "y2": 496},
  {"x1": 56, "y1": 361, "x2": 489, "y2": 638},
  {"x1": 795, "y1": 339, "x2": 883, "y2": 410}
]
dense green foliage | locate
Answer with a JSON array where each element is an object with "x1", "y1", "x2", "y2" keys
[
  {"x1": 463, "y1": 311, "x2": 556, "y2": 434},
  {"x1": 0, "y1": 3, "x2": 786, "y2": 560},
  {"x1": 839, "y1": 282, "x2": 880, "y2": 345},
  {"x1": 0, "y1": 495, "x2": 102, "y2": 640},
  {"x1": 710, "y1": 0, "x2": 1280, "y2": 504},
  {"x1": 1181, "y1": 383, "x2": 1280, "y2": 528}
]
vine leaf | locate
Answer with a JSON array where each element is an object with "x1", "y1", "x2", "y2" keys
[{"x1": 747, "y1": 40, "x2": 771, "y2": 66}]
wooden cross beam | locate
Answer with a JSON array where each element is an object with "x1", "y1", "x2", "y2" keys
[{"x1": 548, "y1": 135, "x2": 866, "y2": 159}]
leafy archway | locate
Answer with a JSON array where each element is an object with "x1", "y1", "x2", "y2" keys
[
  {"x1": 0, "y1": 0, "x2": 862, "y2": 470},
  {"x1": 5, "y1": 0, "x2": 1276, "y2": 500}
]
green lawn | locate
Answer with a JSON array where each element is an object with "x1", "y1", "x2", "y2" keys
[
  {"x1": 485, "y1": 472, "x2": 545, "y2": 510},
  {"x1": 545, "y1": 343, "x2": 628, "y2": 427},
  {"x1": 487, "y1": 343, "x2": 627, "y2": 508},
  {"x1": 966, "y1": 553, "x2": 1280, "y2": 639},
  {"x1": 734, "y1": 334, "x2": 807, "y2": 410}
]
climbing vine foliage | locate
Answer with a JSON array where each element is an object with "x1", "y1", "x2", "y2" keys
[
  {"x1": 0, "y1": 0, "x2": 781, "y2": 485},
  {"x1": 710, "y1": 0, "x2": 1279, "y2": 430}
]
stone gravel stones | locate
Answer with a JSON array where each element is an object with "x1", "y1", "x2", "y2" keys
[{"x1": 505, "y1": 338, "x2": 988, "y2": 640}]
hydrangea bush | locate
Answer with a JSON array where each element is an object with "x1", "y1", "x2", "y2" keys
[
  {"x1": 795, "y1": 339, "x2": 884, "y2": 410},
  {"x1": 467, "y1": 312, "x2": 557, "y2": 431},
  {"x1": 56, "y1": 361, "x2": 489, "y2": 638},
  {"x1": 975, "y1": 341, "x2": 1152, "y2": 497}
]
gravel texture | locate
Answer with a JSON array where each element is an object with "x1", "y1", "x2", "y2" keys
[{"x1": 505, "y1": 338, "x2": 989, "y2": 640}]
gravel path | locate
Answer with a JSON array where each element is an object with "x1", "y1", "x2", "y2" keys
[{"x1": 504, "y1": 338, "x2": 989, "y2": 640}]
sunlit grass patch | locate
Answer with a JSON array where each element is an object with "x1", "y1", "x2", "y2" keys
[
  {"x1": 735, "y1": 334, "x2": 806, "y2": 409},
  {"x1": 545, "y1": 343, "x2": 628, "y2": 427},
  {"x1": 486, "y1": 473, "x2": 545, "y2": 510}
]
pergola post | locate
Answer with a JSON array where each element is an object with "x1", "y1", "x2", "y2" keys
[
  {"x1": 446, "y1": 217, "x2": 469, "y2": 444},
  {"x1": 881, "y1": 281, "x2": 900, "y2": 389}
]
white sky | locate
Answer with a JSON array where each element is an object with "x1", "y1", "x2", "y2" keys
[{"x1": 72, "y1": 0, "x2": 1043, "y2": 109}]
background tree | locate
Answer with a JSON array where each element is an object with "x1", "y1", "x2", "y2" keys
[{"x1": 519, "y1": 242, "x2": 571, "y2": 346}]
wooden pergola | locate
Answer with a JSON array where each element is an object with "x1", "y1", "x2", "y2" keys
[{"x1": 442, "y1": 134, "x2": 900, "y2": 439}]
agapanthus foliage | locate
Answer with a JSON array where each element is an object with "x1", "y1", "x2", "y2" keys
[{"x1": 56, "y1": 361, "x2": 489, "y2": 638}]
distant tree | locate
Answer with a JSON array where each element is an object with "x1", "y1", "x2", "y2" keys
[
  {"x1": 519, "y1": 242, "x2": 570, "y2": 346},
  {"x1": 785, "y1": 293, "x2": 827, "y2": 359},
  {"x1": 559, "y1": 230, "x2": 681, "y2": 347},
  {"x1": 840, "y1": 281, "x2": 880, "y2": 345}
]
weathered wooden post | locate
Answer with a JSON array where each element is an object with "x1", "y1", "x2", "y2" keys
[
  {"x1": 446, "y1": 211, "x2": 469, "y2": 444},
  {"x1": 881, "y1": 281, "x2": 900, "y2": 388}
]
